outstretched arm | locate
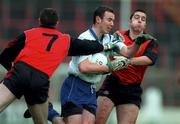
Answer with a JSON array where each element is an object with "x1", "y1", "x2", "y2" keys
[
  {"x1": 68, "y1": 37, "x2": 119, "y2": 56},
  {"x1": 114, "y1": 32, "x2": 156, "y2": 57},
  {"x1": 68, "y1": 37, "x2": 104, "y2": 56},
  {"x1": 130, "y1": 40, "x2": 158, "y2": 66},
  {"x1": 120, "y1": 43, "x2": 139, "y2": 57},
  {"x1": 0, "y1": 33, "x2": 25, "y2": 70}
]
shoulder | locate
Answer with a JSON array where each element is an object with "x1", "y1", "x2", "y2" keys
[
  {"x1": 145, "y1": 33, "x2": 159, "y2": 46},
  {"x1": 102, "y1": 34, "x2": 113, "y2": 44},
  {"x1": 148, "y1": 39, "x2": 159, "y2": 49},
  {"x1": 116, "y1": 30, "x2": 127, "y2": 42},
  {"x1": 103, "y1": 33, "x2": 112, "y2": 39},
  {"x1": 78, "y1": 30, "x2": 93, "y2": 40},
  {"x1": 24, "y1": 28, "x2": 37, "y2": 33}
]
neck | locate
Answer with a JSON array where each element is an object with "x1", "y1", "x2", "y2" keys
[
  {"x1": 129, "y1": 29, "x2": 143, "y2": 40},
  {"x1": 92, "y1": 25, "x2": 103, "y2": 39}
]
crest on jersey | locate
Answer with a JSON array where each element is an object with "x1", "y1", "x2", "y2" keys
[{"x1": 117, "y1": 32, "x2": 125, "y2": 43}]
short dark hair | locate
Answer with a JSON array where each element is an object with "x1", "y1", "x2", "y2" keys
[
  {"x1": 39, "y1": 8, "x2": 58, "y2": 28},
  {"x1": 93, "y1": 6, "x2": 114, "y2": 24},
  {"x1": 130, "y1": 9, "x2": 146, "y2": 20}
]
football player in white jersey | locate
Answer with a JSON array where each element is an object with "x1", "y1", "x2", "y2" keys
[{"x1": 58, "y1": 6, "x2": 152, "y2": 124}]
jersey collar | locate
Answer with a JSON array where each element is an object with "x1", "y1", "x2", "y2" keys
[{"x1": 88, "y1": 26, "x2": 104, "y2": 43}]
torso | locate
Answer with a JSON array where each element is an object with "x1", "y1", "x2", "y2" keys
[
  {"x1": 68, "y1": 27, "x2": 112, "y2": 84},
  {"x1": 14, "y1": 27, "x2": 70, "y2": 77},
  {"x1": 112, "y1": 30, "x2": 154, "y2": 85}
]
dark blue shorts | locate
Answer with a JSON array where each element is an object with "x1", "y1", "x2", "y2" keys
[{"x1": 60, "y1": 75, "x2": 97, "y2": 117}]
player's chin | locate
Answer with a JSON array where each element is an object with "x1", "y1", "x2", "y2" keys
[
  {"x1": 105, "y1": 27, "x2": 112, "y2": 32},
  {"x1": 134, "y1": 26, "x2": 144, "y2": 32},
  {"x1": 134, "y1": 28, "x2": 143, "y2": 34},
  {"x1": 105, "y1": 29, "x2": 111, "y2": 33}
]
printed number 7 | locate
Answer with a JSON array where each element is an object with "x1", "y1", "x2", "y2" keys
[{"x1": 42, "y1": 33, "x2": 58, "y2": 51}]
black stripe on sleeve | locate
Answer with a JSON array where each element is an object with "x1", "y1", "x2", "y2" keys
[
  {"x1": 144, "y1": 40, "x2": 159, "y2": 66},
  {"x1": 0, "y1": 33, "x2": 25, "y2": 70},
  {"x1": 68, "y1": 37, "x2": 104, "y2": 56}
]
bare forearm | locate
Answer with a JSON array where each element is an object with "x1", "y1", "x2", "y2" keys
[
  {"x1": 120, "y1": 43, "x2": 139, "y2": 57},
  {"x1": 130, "y1": 56, "x2": 152, "y2": 66},
  {"x1": 78, "y1": 61, "x2": 109, "y2": 74}
]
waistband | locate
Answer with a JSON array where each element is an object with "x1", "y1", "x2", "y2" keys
[
  {"x1": 109, "y1": 74, "x2": 141, "y2": 87},
  {"x1": 68, "y1": 74, "x2": 96, "y2": 88},
  {"x1": 16, "y1": 61, "x2": 49, "y2": 79}
]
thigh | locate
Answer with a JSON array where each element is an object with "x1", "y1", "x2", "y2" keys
[
  {"x1": 0, "y1": 82, "x2": 16, "y2": 112},
  {"x1": 116, "y1": 104, "x2": 139, "y2": 124},
  {"x1": 65, "y1": 114, "x2": 82, "y2": 124},
  {"x1": 28, "y1": 101, "x2": 48, "y2": 124},
  {"x1": 95, "y1": 96, "x2": 114, "y2": 124},
  {"x1": 52, "y1": 117, "x2": 65, "y2": 124},
  {"x1": 64, "y1": 109, "x2": 95, "y2": 124},
  {"x1": 82, "y1": 109, "x2": 95, "y2": 124}
]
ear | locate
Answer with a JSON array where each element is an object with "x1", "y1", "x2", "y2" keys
[{"x1": 96, "y1": 16, "x2": 102, "y2": 24}]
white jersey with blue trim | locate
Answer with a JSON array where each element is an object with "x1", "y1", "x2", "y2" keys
[{"x1": 68, "y1": 28, "x2": 125, "y2": 84}]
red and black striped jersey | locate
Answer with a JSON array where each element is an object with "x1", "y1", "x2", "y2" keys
[{"x1": 112, "y1": 30, "x2": 158, "y2": 85}]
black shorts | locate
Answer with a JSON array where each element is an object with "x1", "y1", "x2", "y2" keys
[
  {"x1": 61, "y1": 102, "x2": 96, "y2": 117},
  {"x1": 97, "y1": 75, "x2": 142, "y2": 108},
  {"x1": 3, "y1": 61, "x2": 49, "y2": 105}
]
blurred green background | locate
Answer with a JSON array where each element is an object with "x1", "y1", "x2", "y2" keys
[{"x1": 0, "y1": 0, "x2": 180, "y2": 124}]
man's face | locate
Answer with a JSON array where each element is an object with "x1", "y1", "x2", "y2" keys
[
  {"x1": 129, "y1": 11, "x2": 146, "y2": 33},
  {"x1": 99, "y1": 11, "x2": 115, "y2": 34}
]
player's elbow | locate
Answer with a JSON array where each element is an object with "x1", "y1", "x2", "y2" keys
[{"x1": 78, "y1": 63, "x2": 88, "y2": 73}]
